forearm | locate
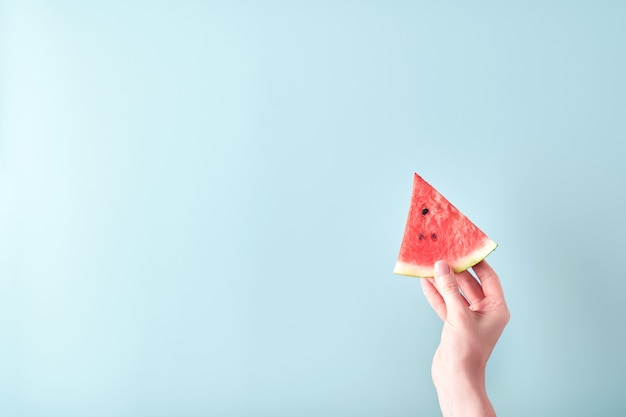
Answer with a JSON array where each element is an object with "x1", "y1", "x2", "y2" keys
[{"x1": 434, "y1": 372, "x2": 496, "y2": 417}]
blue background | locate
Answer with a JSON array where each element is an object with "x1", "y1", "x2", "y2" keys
[{"x1": 2, "y1": 1, "x2": 625, "y2": 416}]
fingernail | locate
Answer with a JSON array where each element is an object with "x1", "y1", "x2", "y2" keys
[{"x1": 434, "y1": 260, "x2": 450, "y2": 277}]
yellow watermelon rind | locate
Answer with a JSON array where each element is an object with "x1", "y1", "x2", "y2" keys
[{"x1": 393, "y1": 238, "x2": 498, "y2": 278}]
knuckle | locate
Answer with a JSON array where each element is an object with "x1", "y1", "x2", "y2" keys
[
  {"x1": 439, "y1": 281, "x2": 459, "y2": 295},
  {"x1": 496, "y1": 307, "x2": 511, "y2": 326},
  {"x1": 503, "y1": 308, "x2": 511, "y2": 324}
]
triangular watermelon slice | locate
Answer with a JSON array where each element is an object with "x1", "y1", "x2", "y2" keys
[{"x1": 394, "y1": 173, "x2": 497, "y2": 278}]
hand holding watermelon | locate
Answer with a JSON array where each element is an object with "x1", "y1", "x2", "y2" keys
[
  {"x1": 394, "y1": 173, "x2": 507, "y2": 415},
  {"x1": 421, "y1": 260, "x2": 509, "y2": 417}
]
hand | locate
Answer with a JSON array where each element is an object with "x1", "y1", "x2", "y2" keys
[{"x1": 421, "y1": 260, "x2": 510, "y2": 417}]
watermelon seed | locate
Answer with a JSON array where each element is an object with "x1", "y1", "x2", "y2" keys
[
  {"x1": 422, "y1": 208, "x2": 429, "y2": 215},
  {"x1": 419, "y1": 233, "x2": 425, "y2": 240},
  {"x1": 431, "y1": 233, "x2": 437, "y2": 241}
]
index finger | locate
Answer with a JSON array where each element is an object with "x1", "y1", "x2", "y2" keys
[{"x1": 471, "y1": 260, "x2": 505, "y2": 299}]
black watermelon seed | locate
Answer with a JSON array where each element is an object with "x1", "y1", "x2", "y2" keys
[
  {"x1": 431, "y1": 233, "x2": 437, "y2": 241},
  {"x1": 418, "y1": 233, "x2": 425, "y2": 240},
  {"x1": 422, "y1": 208, "x2": 429, "y2": 215}
]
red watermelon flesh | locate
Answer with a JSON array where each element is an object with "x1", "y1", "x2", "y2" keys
[{"x1": 394, "y1": 173, "x2": 497, "y2": 278}]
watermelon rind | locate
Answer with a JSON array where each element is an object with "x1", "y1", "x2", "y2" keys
[{"x1": 393, "y1": 238, "x2": 497, "y2": 278}]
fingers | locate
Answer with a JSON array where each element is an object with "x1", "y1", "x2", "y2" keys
[
  {"x1": 421, "y1": 278, "x2": 446, "y2": 321},
  {"x1": 472, "y1": 260, "x2": 505, "y2": 300},
  {"x1": 433, "y1": 260, "x2": 467, "y2": 317},
  {"x1": 455, "y1": 269, "x2": 484, "y2": 306},
  {"x1": 422, "y1": 260, "x2": 504, "y2": 320}
]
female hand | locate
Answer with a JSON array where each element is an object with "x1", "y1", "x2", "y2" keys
[{"x1": 421, "y1": 260, "x2": 510, "y2": 417}]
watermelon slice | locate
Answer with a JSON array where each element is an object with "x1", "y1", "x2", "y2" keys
[{"x1": 394, "y1": 173, "x2": 497, "y2": 278}]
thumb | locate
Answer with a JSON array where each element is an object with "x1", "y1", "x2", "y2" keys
[{"x1": 434, "y1": 260, "x2": 466, "y2": 315}]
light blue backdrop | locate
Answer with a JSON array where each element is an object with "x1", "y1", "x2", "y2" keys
[{"x1": 1, "y1": 1, "x2": 625, "y2": 416}]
